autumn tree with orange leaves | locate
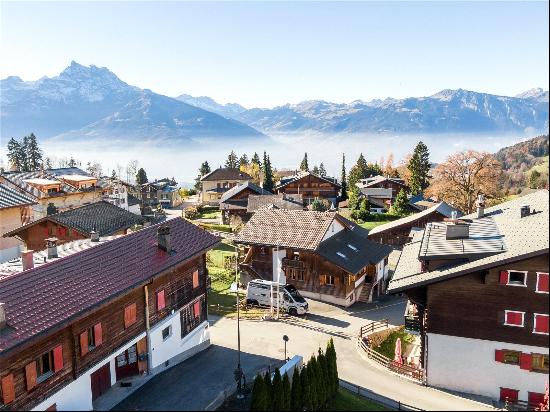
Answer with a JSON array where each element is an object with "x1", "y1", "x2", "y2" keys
[{"x1": 426, "y1": 150, "x2": 503, "y2": 214}]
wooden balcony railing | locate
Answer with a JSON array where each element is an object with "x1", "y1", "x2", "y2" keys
[
  {"x1": 282, "y1": 258, "x2": 305, "y2": 271},
  {"x1": 404, "y1": 316, "x2": 422, "y2": 333}
]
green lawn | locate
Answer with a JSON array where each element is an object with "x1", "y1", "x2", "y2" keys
[
  {"x1": 373, "y1": 328, "x2": 415, "y2": 360},
  {"x1": 359, "y1": 220, "x2": 393, "y2": 231},
  {"x1": 327, "y1": 388, "x2": 389, "y2": 411}
]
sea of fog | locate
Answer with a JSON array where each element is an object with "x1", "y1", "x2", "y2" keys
[{"x1": 0, "y1": 132, "x2": 532, "y2": 187}]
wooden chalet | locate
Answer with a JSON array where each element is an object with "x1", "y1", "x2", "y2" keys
[
  {"x1": 219, "y1": 182, "x2": 271, "y2": 226},
  {"x1": 200, "y1": 168, "x2": 252, "y2": 205},
  {"x1": 233, "y1": 209, "x2": 392, "y2": 307},
  {"x1": 2, "y1": 201, "x2": 146, "y2": 252},
  {"x1": 274, "y1": 172, "x2": 341, "y2": 206},
  {"x1": 368, "y1": 201, "x2": 460, "y2": 247},
  {"x1": 357, "y1": 176, "x2": 409, "y2": 212},
  {"x1": 0, "y1": 218, "x2": 219, "y2": 410},
  {"x1": 388, "y1": 191, "x2": 549, "y2": 407}
]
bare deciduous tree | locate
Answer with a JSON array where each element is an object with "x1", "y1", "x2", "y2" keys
[{"x1": 426, "y1": 150, "x2": 503, "y2": 213}]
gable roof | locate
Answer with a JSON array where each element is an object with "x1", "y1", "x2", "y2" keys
[
  {"x1": 360, "y1": 176, "x2": 407, "y2": 188},
  {"x1": 388, "y1": 190, "x2": 549, "y2": 293},
  {"x1": 246, "y1": 194, "x2": 304, "y2": 212},
  {"x1": 220, "y1": 182, "x2": 271, "y2": 204},
  {"x1": 0, "y1": 185, "x2": 37, "y2": 209},
  {"x1": 368, "y1": 202, "x2": 460, "y2": 235},
  {"x1": 0, "y1": 218, "x2": 220, "y2": 355},
  {"x1": 200, "y1": 168, "x2": 252, "y2": 182},
  {"x1": 275, "y1": 172, "x2": 341, "y2": 190},
  {"x1": 3, "y1": 201, "x2": 146, "y2": 238}
]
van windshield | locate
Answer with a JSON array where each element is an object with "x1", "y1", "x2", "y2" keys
[{"x1": 284, "y1": 285, "x2": 306, "y2": 303}]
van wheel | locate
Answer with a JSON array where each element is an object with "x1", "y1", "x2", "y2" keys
[
  {"x1": 288, "y1": 308, "x2": 298, "y2": 316},
  {"x1": 247, "y1": 299, "x2": 258, "y2": 306}
]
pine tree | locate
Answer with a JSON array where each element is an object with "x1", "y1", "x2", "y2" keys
[
  {"x1": 348, "y1": 153, "x2": 368, "y2": 197},
  {"x1": 262, "y1": 152, "x2": 274, "y2": 192},
  {"x1": 225, "y1": 150, "x2": 239, "y2": 168},
  {"x1": 408, "y1": 141, "x2": 431, "y2": 195},
  {"x1": 340, "y1": 154, "x2": 348, "y2": 201},
  {"x1": 24, "y1": 133, "x2": 42, "y2": 171},
  {"x1": 239, "y1": 153, "x2": 249, "y2": 167},
  {"x1": 263, "y1": 371, "x2": 273, "y2": 409},
  {"x1": 300, "y1": 153, "x2": 309, "y2": 172},
  {"x1": 307, "y1": 358, "x2": 319, "y2": 410},
  {"x1": 319, "y1": 163, "x2": 327, "y2": 177},
  {"x1": 250, "y1": 374, "x2": 268, "y2": 411},
  {"x1": 44, "y1": 157, "x2": 53, "y2": 169},
  {"x1": 194, "y1": 161, "x2": 211, "y2": 190},
  {"x1": 68, "y1": 157, "x2": 77, "y2": 167},
  {"x1": 251, "y1": 152, "x2": 262, "y2": 168},
  {"x1": 327, "y1": 338, "x2": 339, "y2": 396},
  {"x1": 272, "y1": 369, "x2": 284, "y2": 410},
  {"x1": 282, "y1": 372, "x2": 291, "y2": 411},
  {"x1": 6, "y1": 137, "x2": 24, "y2": 171},
  {"x1": 312, "y1": 165, "x2": 320, "y2": 175},
  {"x1": 136, "y1": 168, "x2": 148, "y2": 185},
  {"x1": 390, "y1": 188, "x2": 408, "y2": 215},
  {"x1": 300, "y1": 364, "x2": 312, "y2": 411},
  {"x1": 317, "y1": 350, "x2": 329, "y2": 407},
  {"x1": 290, "y1": 367, "x2": 302, "y2": 411}
]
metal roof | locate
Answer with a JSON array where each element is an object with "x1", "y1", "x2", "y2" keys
[
  {"x1": 219, "y1": 181, "x2": 270, "y2": 204},
  {"x1": 200, "y1": 168, "x2": 252, "y2": 182},
  {"x1": 246, "y1": 194, "x2": 304, "y2": 213},
  {"x1": 0, "y1": 185, "x2": 37, "y2": 209}
]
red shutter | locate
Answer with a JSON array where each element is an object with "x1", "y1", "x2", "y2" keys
[
  {"x1": 520, "y1": 353, "x2": 532, "y2": 370},
  {"x1": 124, "y1": 303, "x2": 137, "y2": 328},
  {"x1": 499, "y1": 271, "x2": 509, "y2": 285},
  {"x1": 53, "y1": 345, "x2": 63, "y2": 372},
  {"x1": 534, "y1": 314, "x2": 549, "y2": 334},
  {"x1": 528, "y1": 392, "x2": 545, "y2": 407},
  {"x1": 506, "y1": 311, "x2": 523, "y2": 326},
  {"x1": 192, "y1": 271, "x2": 199, "y2": 289},
  {"x1": 537, "y1": 273, "x2": 549, "y2": 293},
  {"x1": 80, "y1": 331, "x2": 89, "y2": 356},
  {"x1": 495, "y1": 350, "x2": 505, "y2": 363},
  {"x1": 94, "y1": 323, "x2": 103, "y2": 346},
  {"x1": 25, "y1": 361, "x2": 37, "y2": 391},
  {"x1": 193, "y1": 301, "x2": 201, "y2": 319},
  {"x1": 500, "y1": 388, "x2": 519, "y2": 402},
  {"x1": 157, "y1": 290, "x2": 166, "y2": 311},
  {"x1": 1, "y1": 374, "x2": 15, "y2": 404}
]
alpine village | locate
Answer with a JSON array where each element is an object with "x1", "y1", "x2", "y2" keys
[{"x1": 0, "y1": 131, "x2": 546, "y2": 412}]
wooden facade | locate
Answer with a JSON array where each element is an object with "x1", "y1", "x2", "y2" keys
[
  {"x1": 0, "y1": 256, "x2": 208, "y2": 410},
  {"x1": 220, "y1": 186, "x2": 259, "y2": 226},
  {"x1": 276, "y1": 174, "x2": 340, "y2": 205}
]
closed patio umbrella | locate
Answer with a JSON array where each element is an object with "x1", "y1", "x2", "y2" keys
[{"x1": 394, "y1": 337, "x2": 403, "y2": 365}]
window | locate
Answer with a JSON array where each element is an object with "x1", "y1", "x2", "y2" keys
[
  {"x1": 162, "y1": 326, "x2": 172, "y2": 341},
  {"x1": 320, "y1": 274, "x2": 335, "y2": 286},
  {"x1": 532, "y1": 353, "x2": 549, "y2": 373},
  {"x1": 156, "y1": 290, "x2": 166, "y2": 311},
  {"x1": 31, "y1": 345, "x2": 63, "y2": 384},
  {"x1": 80, "y1": 324, "x2": 102, "y2": 355},
  {"x1": 504, "y1": 310, "x2": 525, "y2": 327},
  {"x1": 292, "y1": 252, "x2": 300, "y2": 260},
  {"x1": 260, "y1": 247, "x2": 267, "y2": 255},
  {"x1": 533, "y1": 314, "x2": 549, "y2": 334},
  {"x1": 124, "y1": 303, "x2": 137, "y2": 328},
  {"x1": 536, "y1": 273, "x2": 549, "y2": 293},
  {"x1": 507, "y1": 271, "x2": 527, "y2": 286}
]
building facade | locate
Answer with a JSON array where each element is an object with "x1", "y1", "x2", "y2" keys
[
  {"x1": 274, "y1": 172, "x2": 341, "y2": 206},
  {"x1": 200, "y1": 169, "x2": 253, "y2": 205}
]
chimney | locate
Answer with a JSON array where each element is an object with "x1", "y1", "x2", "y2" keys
[
  {"x1": 157, "y1": 225, "x2": 171, "y2": 252},
  {"x1": 520, "y1": 204, "x2": 531, "y2": 218},
  {"x1": 0, "y1": 303, "x2": 6, "y2": 330},
  {"x1": 90, "y1": 230, "x2": 100, "y2": 242},
  {"x1": 446, "y1": 220, "x2": 469, "y2": 240},
  {"x1": 46, "y1": 237, "x2": 58, "y2": 259},
  {"x1": 476, "y1": 194, "x2": 486, "y2": 219},
  {"x1": 21, "y1": 250, "x2": 34, "y2": 271}
]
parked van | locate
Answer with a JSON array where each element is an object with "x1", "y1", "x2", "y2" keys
[{"x1": 246, "y1": 279, "x2": 308, "y2": 315}]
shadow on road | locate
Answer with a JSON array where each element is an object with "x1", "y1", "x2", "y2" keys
[
  {"x1": 304, "y1": 312, "x2": 350, "y2": 328},
  {"x1": 345, "y1": 295, "x2": 407, "y2": 325}
]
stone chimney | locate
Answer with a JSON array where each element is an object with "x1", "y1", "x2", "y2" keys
[
  {"x1": 476, "y1": 194, "x2": 486, "y2": 219},
  {"x1": 46, "y1": 237, "x2": 58, "y2": 259},
  {"x1": 21, "y1": 250, "x2": 34, "y2": 271},
  {"x1": 90, "y1": 230, "x2": 100, "y2": 242},
  {"x1": 520, "y1": 204, "x2": 531, "y2": 218},
  {"x1": 0, "y1": 303, "x2": 6, "y2": 329},
  {"x1": 157, "y1": 225, "x2": 171, "y2": 252}
]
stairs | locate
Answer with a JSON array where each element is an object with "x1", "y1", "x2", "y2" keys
[{"x1": 358, "y1": 282, "x2": 374, "y2": 303}]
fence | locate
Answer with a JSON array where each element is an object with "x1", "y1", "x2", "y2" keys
[
  {"x1": 359, "y1": 318, "x2": 389, "y2": 339},
  {"x1": 339, "y1": 379, "x2": 423, "y2": 411}
]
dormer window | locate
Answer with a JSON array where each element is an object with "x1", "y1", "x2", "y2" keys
[
  {"x1": 336, "y1": 252, "x2": 347, "y2": 259},
  {"x1": 347, "y1": 244, "x2": 358, "y2": 251}
]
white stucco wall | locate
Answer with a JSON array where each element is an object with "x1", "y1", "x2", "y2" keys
[
  {"x1": 426, "y1": 333, "x2": 549, "y2": 402},
  {"x1": 321, "y1": 219, "x2": 345, "y2": 241},
  {"x1": 272, "y1": 248, "x2": 287, "y2": 285}
]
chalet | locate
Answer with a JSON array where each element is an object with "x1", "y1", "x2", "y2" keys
[
  {"x1": 98, "y1": 177, "x2": 141, "y2": 215},
  {"x1": 274, "y1": 172, "x2": 341, "y2": 206},
  {"x1": 388, "y1": 191, "x2": 549, "y2": 407},
  {"x1": 219, "y1": 182, "x2": 271, "y2": 226},
  {"x1": 246, "y1": 194, "x2": 304, "y2": 213},
  {"x1": 0, "y1": 218, "x2": 219, "y2": 410},
  {"x1": 0, "y1": 185, "x2": 36, "y2": 263},
  {"x1": 357, "y1": 176, "x2": 409, "y2": 212},
  {"x1": 233, "y1": 209, "x2": 392, "y2": 307},
  {"x1": 2, "y1": 201, "x2": 146, "y2": 252},
  {"x1": 0, "y1": 168, "x2": 104, "y2": 219},
  {"x1": 368, "y1": 202, "x2": 461, "y2": 247},
  {"x1": 200, "y1": 168, "x2": 252, "y2": 205}
]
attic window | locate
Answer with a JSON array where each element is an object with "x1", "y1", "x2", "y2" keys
[
  {"x1": 336, "y1": 252, "x2": 347, "y2": 259},
  {"x1": 347, "y1": 244, "x2": 358, "y2": 251}
]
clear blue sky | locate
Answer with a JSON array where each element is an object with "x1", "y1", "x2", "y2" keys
[{"x1": 1, "y1": 1, "x2": 548, "y2": 108}]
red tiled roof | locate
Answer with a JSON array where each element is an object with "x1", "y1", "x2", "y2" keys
[{"x1": 0, "y1": 218, "x2": 219, "y2": 355}]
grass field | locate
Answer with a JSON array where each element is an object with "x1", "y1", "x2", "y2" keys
[
  {"x1": 359, "y1": 220, "x2": 392, "y2": 231},
  {"x1": 326, "y1": 388, "x2": 389, "y2": 411},
  {"x1": 373, "y1": 328, "x2": 415, "y2": 360}
]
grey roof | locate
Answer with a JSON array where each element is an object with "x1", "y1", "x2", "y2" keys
[
  {"x1": 388, "y1": 190, "x2": 549, "y2": 293},
  {"x1": 360, "y1": 187, "x2": 393, "y2": 198},
  {"x1": 358, "y1": 176, "x2": 407, "y2": 189},
  {"x1": 316, "y1": 229, "x2": 392, "y2": 274},
  {"x1": 368, "y1": 202, "x2": 460, "y2": 235},
  {"x1": 0, "y1": 185, "x2": 37, "y2": 209},
  {"x1": 200, "y1": 168, "x2": 252, "y2": 182},
  {"x1": 275, "y1": 171, "x2": 341, "y2": 190},
  {"x1": 220, "y1": 181, "x2": 270, "y2": 204},
  {"x1": 247, "y1": 194, "x2": 304, "y2": 213}
]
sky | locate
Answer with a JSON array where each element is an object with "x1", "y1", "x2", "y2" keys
[{"x1": 1, "y1": 1, "x2": 549, "y2": 108}]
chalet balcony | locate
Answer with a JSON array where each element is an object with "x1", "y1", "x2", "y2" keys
[{"x1": 282, "y1": 258, "x2": 305, "y2": 271}]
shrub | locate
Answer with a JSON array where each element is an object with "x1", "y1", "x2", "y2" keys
[
  {"x1": 263, "y1": 371, "x2": 272, "y2": 409},
  {"x1": 290, "y1": 367, "x2": 302, "y2": 411},
  {"x1": 184, "y1": 206, "x2": 200, "y2": 219},
  {"x1": 272, "y1": 369, "x2": 284, "y2": 410},
  {"x1": 250, "y1": 374, "x2": 268, "y2": 411},
  {"x1": 282, "y1": 373, "x2": 291, "y2": 411}
]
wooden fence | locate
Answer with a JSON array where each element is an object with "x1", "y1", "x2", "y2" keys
[{"x1": 339, "y1": 379, "x2": 424, "y2": 411}]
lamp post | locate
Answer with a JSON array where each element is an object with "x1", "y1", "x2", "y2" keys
[
  {"x1": 234, "y1": 243, "x2": 244, "y2": 399},
  {"x1": 283, "y1": 335, "x2": 289, "y2": 361}
]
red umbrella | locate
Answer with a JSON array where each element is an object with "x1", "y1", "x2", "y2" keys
[{"x1": 394, "y1": 337, "x2": 403, "y2": 365}]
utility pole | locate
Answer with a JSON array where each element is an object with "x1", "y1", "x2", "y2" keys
[{"x1": 234, "y1": 244, "x2": 244, "y2": 398}]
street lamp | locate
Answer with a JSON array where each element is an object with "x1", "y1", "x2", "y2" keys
[
  {"x1": 234, "y1": 243, "x2": 244, "y2": 399},
  {"x1": 283, "y1": 335, "x2": 289, "y2": 361}
]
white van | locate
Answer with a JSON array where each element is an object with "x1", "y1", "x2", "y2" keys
[{"x1": 246, "y1": 279, "x2": 308, "y2": 316}]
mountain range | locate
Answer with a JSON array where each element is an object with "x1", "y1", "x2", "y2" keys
[{"x1": 1, "y1": 62, "x2": 548, "y2": 142}]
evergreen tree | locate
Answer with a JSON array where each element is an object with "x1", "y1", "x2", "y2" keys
[
  {"x1": 365, "y1": 162, "x2": 383, "y2": 178},
  {"x1": 251, "y1": 152, "x2": 262, "y2": 168},
  {"x1": 319, "y1": 163, "x2": 327, "y2": 177},
  {"x1": 311, "y1": 198, "x2": 327, "y2": 212},
  {"x1": 263, "y1": 371, "x2": 273, "y2": 409},
  {"x1": 225, "y1": 150, "x2": 239, "y2": 168},
  {"x1": 262, "y1": 152, "x2": 274, "y2": 192},
  {"x1": 282, "y1": 373, "x2": 291, "y2": 411},
  {"x1": 299, "y1": 153, "x2": 309, "y2": 172},
  {"x1": 24, "y1": 133, "x2": 42, "y2": 171},
  {"x1": 250, "y1": 374, "x2": 268, "y2": 411},
  {"x1": 408, "y1": 141, "x2": 431, "y2": 195},
  {"x1": 239, "y1": 153, "x2": 249, "y2": 167},
  {"x1": 300, "y1": 364, "x2": 312, "y2": 411},
  {"x1": 326, "y1": 338, "x2": 339, "y2": 396},
  {"x1": 312, "y1": 165, "x2": 320, "y2": 175},
  {"x1": 272, "y1": 369, "x2": 284, "y2": 410},
  {"x1": 194, "y1": 161, "x2": 211, "y2": 190},
  {"x1": 68, "y1": 157, "x2": 77, "y2": 167},
  {"x1": 348, "y1": 154, "x2": 368, "y2": 197},
  {"x1": 290, "y1": 367, "x2": 303, "y2": 411},
  {"x1": 44, "y1": 157, "x2": 53, "y2": 169},
  {"x1": 317, "y1": 350, "x2": 330, "y2": 407},
  {"x1": 390, "y1": 188, "x2": 409, "y2": 215},
  {"x1": 340, "y1": 154, "x2": 348, "y2": 201},
  {"x1": 307, "y1": 358, "x2": 319, "y2": 410},
  {"x1": 6, "y1": 137, "x2": 24, "y2": 171},
  {"x1": 136, "y1": 168, "x2": 148, "y2": 185}
]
